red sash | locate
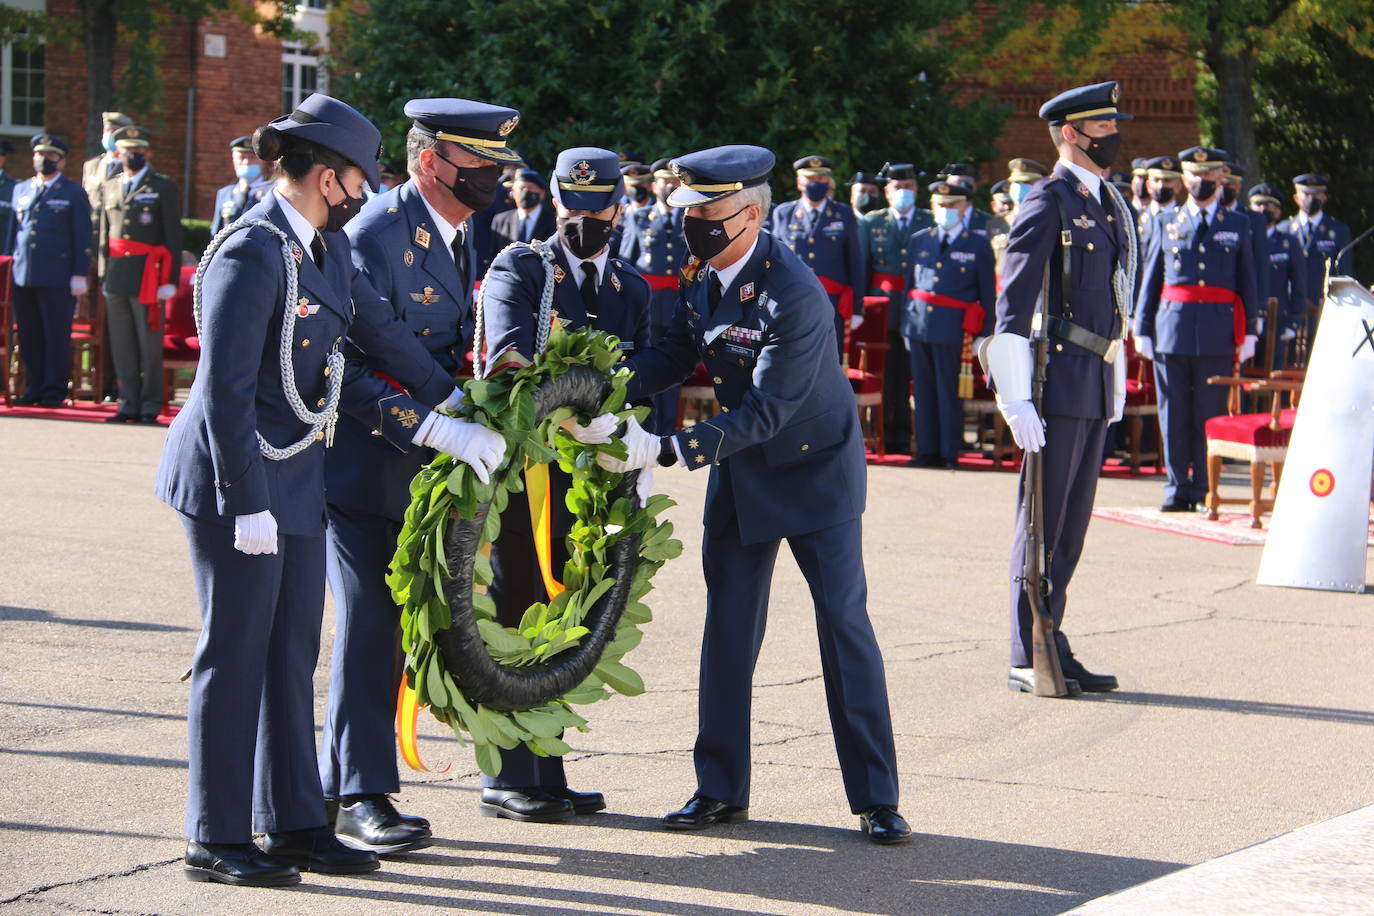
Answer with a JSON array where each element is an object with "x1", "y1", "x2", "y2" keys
[
  {"x1": 108, "y1": 236, "x2": 174, "y2": 331},
  {"x1": 869, "y1": 271, "x2": 903, "y2": 294},
  {"x1": 642, "y1": 273, "x2": 680, "y2": 291},
  {"x1": 1162, "y1": 283, "x2": 1246, "y2": 346},
  {"x1": 908, "y1": 288, "x2": 986, "y2": 337},
  {"x1": 817, "y1": 275, "x2": 855, "y2": 320}
]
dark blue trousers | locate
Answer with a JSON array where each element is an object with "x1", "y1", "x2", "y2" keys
[
  {"x1": 1007, "y1": 414, "x2": 1109, "y2": 667},
  {"x1": 13, "y1": 285, "x2": 74, "y2": 401},
  {"x1": 1154, "y1": 353, "x2": 1231, "y2": 503},
  {"x1": 695, "y1": 468, "x2": 899, "y2": 813},
  {"x1": 180, "y1": 513, "x2": 328, "y2": 843},
  {"x1": 320, "y1": 505, "x2": 405, "y2": 798},
  {"x1": 908, "y1": 338, "x2": 963, "y2": 461},
  {"x1": 883, "y1": 330, "x2": 911, "y2": 451}
]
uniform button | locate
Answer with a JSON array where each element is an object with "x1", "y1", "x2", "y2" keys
[
  {"x1": 422, "y1": 328, "x2": 431, "y2": 335},
  {"x1": 722, "y1": 406, "x2": 729, "y2": 412},
  {"x1": 927, "y1": 306, "x2": 934, "y2": 313},
  {"x1": 707, "y1": 348, "x2": 714, "y2": 356},
  {"x1": 935, "y1": 261, "x2": 942, "y2": 268},
  {"x1": 960, "y1": 267, "x2": 966, "y2": 272},
  {"x1": 808, "y1": 238, "x2": 815, "y2": 244},
  {"x1": 808, "y1": 252, "x2": 815, "y2": 259},
  {"x1": 1086, "y1": 242, "x2": 1094, "y2": 251},
  {"x1": 323, "y1": 366, "x2": 330, "y2": 376},
  {"x1": 301, "y1": 338, "x2": 310, "y2": 347},
  {"x1": 713, "y1": 376, "x2": 722, "y2": 384},
  {"x1": 315, "y1": 431, "x2": 325, "y2": 441},
  {"x1": 1055, "y1": 344, "x2": 1064, "y2": 352},
  {"x1": 1199, "y1": 280, "x2": 1207, "y2": 286},
  {"x1": 801, "y1": 444, "x2": 809, "y2": 451},
  {"x1": 317, "y1": 398, "x2": 325, "y2": 407},
  {"x1": 738, "y1": 359, "x2": 745, "y2": 366},
  {"x1": 1198, "y1": 245, "x2": 1206, "y2": 253}
]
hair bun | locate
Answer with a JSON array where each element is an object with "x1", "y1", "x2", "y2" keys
[{"x1": 252, "y1": 125, "x2": 285, "y2": 162}]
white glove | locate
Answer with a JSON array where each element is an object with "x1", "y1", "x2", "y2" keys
[
  {"x1": 417, "y1": 415, "x2": 505, "y2": 484},
  {"x1": 233, "y1": 510, "x2": 278, "y2": 555},
  {"x1": 1238, "y1": 334, "x2": 1258, "y2": 364},
  {"x1": 1280, "y1": 327, "x2": 1296, "y2": 341},
  {"x1": 596, "y1": 415, "x2": 660, "y2": 473},
  {"x1": 999, "y1": 400, "x2": 1046, "y2": 453},
  {"x1": 156, "y1": 283, "x2": 177, "y2": 301},
  {"x1": 1134, "y1": 336, "x2": 1155, "y2": 361},
  {"x1": 850, "y1": 313, "x2": 864, "y2": 331},
  {"x1": 562, "y1": 412, "x2": 617, "y2": 444},
  {"x1": 439, "y1": 387, "x2": 465, "y2": 412},
  {"x1": 70, "y1": 275, "x2": 87, "y2": 296},
  {"x1": 635, "y1": 466, "x2": 654, "y2": 507}
]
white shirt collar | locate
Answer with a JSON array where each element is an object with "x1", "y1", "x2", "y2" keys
[
  {"x1": 943, "y1": 219, "x2": 965, "y2": 243},
  {"x1": 1299, "y1": 210, "x2": 1324, "y2": 228},
  {"x1": 558, "y1": 234, "x2": 611, "y2": 290},
  {"x1": 518, "y1": 201, "x2": 544, "y2": 223},
  {"x1": 122, "y1": 165, "x2": 149, "y2": 187},
  {"x1": 710, "y1": 235, "x2": 760, "y2": 294},
  {"x1": 1150, "y1": 200, "x2": 1177, "y2": 215},
  {"x1": 273, "y1": 189, "x2": 317, "y2": 250},
  {"x1": 39, "y1": 171, "x2": 61, "y2": 186},
  {"x1": 1058, "y1": 159, "x2": 1102, "y2": 199},
  {"x1": 1185, "y1": 196, "x2": 1220, "y2": 222},
  {"x1": 417, "y1": 187, "x2": 460, "y2": 251},
  {"x1": 802, "y1": 198, "x2": 826, "y2": 218}
]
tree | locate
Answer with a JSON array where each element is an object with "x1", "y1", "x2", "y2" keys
[{"x1": 331, "y1": 0, "x2": 1008, "y2": 195}]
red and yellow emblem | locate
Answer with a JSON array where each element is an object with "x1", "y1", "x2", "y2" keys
[{"x1": 1309, "y1": 468, "x2": 1335, "y2": 498}]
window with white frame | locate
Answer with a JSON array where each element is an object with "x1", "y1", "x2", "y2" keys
[
  {"x1": 0, "y1": 38, "x2": 45, "y2": 132},
  {"x1": 281, "y1": 45, "x2": 325, "y2": 115}
]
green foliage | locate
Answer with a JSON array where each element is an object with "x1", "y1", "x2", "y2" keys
[
  {"x1": 387, "y1": 324, "x2": 681, "y2": 776},
  {"x1": 333, "y1": 0, "x2": 1007, "y2": 186},
  {"x1": 181, "y1": 219, "x2": 211, "y2": 260}
]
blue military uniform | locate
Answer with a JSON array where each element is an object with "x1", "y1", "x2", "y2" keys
[
  {"x1": 0, "y1": 140, "x2": 16, "y2": 254},
  {"x1": 210, "y1": 135, "x2": 272, "y2": 234},
  {"x1": 619, "y1": 157, "x2": 688, "y2": 434},
  {"x1": 5, "y1": 134, "x2": 93, "y2": 405},
  {"x1": 1135, "y1": 147, "x2": 1260, "y2": 509},
  {"x1": 155, "y1": 94, "x2": 456, "y2": 851},
  {"x1": 988, "y1": 83, "x2": 1136, "y2": 675},
  {"x1": 479, "y1": 146, "x2": 649, "y2": 802},
  {"x1": 1223, "y1": 162, "x2": 1269, "y2": 314},
  {"x1": 317, "y1": 99, "x2": 518, "y2": 834},
  {"x1": 768, "y1": 155, "x2": 866, "y2": 358},
  {"x1": 1247, "y1": 182, "x2": 1307, "y2": 367},
  {"x1": 627, "y1": 146, "x2": 900, "y2": 824},
  {"x1": 490, "y1": 169, "x2": 554, "y2": 253},
  {"x1": 1277, "y1": 173, "x2": 1353, "y2": 338},
  {"x1": 901, "y1": 180, "x2": 995, "y2": 465}
]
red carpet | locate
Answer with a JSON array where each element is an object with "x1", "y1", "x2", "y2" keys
[
  {"x1": 0, "y1": 402, "x2": 179, "y2": 425},
  {"x1": 1093, "y1": 505, "x2": 1374, "y2": 546},
  {"x1": 865, "y1": 449, "x2": 1164, "y2": 478}
]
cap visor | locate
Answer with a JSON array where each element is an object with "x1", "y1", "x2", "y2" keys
[
  {"x1": 666, "y1": 186, "x2": 737, "y2": 208},
  {"x1": 459, "y1": 142, "x2": 522, "y2": 164},
  {"x1": 554, "y1": 188, "x2": 617, "y2": 211}
]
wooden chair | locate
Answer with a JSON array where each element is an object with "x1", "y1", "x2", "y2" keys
[
  {"x1": 68, "y1": 281, "x2": 107, "y2": 403},
  {"x1": 161, "y1": 265, "x2": 200, "y2": 407},
  {"x1": 1120, "y1": 338, "x2": 1162, "y2": 473},
  {"x1": 1202, "y1": 375, "x2": 1302, "y2": 528},
  {"x1": 847, "y1": 295, "x2": 889, "y2": 457},
  {"x1": 966, "y1": 371, "x2": 1017, "y2": 466}
]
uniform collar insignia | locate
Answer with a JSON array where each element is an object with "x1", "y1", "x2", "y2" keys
[
  {"x1": 414, "y1": 225, "x2": 431, "y2": 249},
  {"x1": 1077, "y1": 183, "x2": 1090, "y2": 197},
  {"x1": 552, "y1": 264, "x2": 566, "y2": 284},
  {"x1": 740, "y1": 282, "x2": 755, "y2": 301},
  {"x1": 290, "y1": 241, "x2": 303, "y2": 263},
  {"x1": 610, "y1": 271, "x2": 621, "y2": 292}
]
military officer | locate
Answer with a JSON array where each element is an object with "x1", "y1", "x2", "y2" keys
[
  {"x1": 0, "y1": 141, "x2": 16, "y2": 254},
  {"x1": 321, "y1": 98, "x2": 523, "y2": 855},
  {"x1": 609, "y1": 162, "x2": 654, "y2": 253},
  {"x1": 859, "y1": 162, "x2": 931, "y2": 454},
  {"x1": 1129, "y1": 157, "x2": 1151, "y2": 212},
  {"x1": 210, "y1": 136, "x2": 272, "y2": 234},
  {"x1": 490, "y1": 168, "x2": 553, "y2": 251},
  {"x1": 1278, "y1": 173, "x2": 1353, "y2": 339},
  {"x1": 984, "y1": 81, "x2": 1138, "y2": 696},
  {"x1": 901, "y1": 180, "x2": 995, "y2": 468},
  {"x1": 992, "y1": 158, "x2": 1049, "y2": 276},
  {"x1": 768, "y1": 155, "x2": 866, "y2": 358},
  {"x1": 564, "y1": 144, "x2": 909, "y2": 844},
  {"x1": 4, "y1": 134, "x2": 93, "y2": 406},
  {"x1": 156, "y1": 92, "x2": 502, "y2": 888},
  {"x1": 471, "y1": 155, "x2": 521, "y2": 278},
  {"x1": 1223, "y1": 162, "x2": 1270, "y2": 319},
  {"x1": 938, "y1": 163, "x2": 1006, "y2": 237},
  {"x1": 849, "y1": 170, "x2": 884, "y2": 217},
  {"x1": 82, "y1": 111, "x2": 131, "y2": 210},
  {"x1": 989, "y1": 180, "x2": 1014, "y2": 220},
  {"x1": 1248, "y1": 183, "x2": 1307, "y2": 369},
  {"x1": 377, "y1": 160, "x2": 404, "y2": 191},
  {"x1": 97, "y1": 125, "x2": 182, "y2": 423},
  {"x1": 1135, "y1": 146, "x2": 1260, "y2": 512},
  {"x1": 1137, "y1": 155, "x2": 1182, "y2": 247},
  {"x1": 619, "y1": 156, "x2": 688, "y2": 435},
  {"x1": 478, "y1": 146, "x2": 650, "y2": 823}
]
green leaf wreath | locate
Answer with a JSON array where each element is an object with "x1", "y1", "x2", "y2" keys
[{"x1": 386, "y1": 325, "x2": 683, "y2": 777}]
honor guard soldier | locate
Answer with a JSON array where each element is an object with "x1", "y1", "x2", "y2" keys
[
  {"x1": 82, "y1": 111, "x2": 131, "y2": 210},
  {"x1": 566, "y1": 144, "x2": 910, "y2": 845},
  {"x1": 1137, "y1": 155, "x2": 1182, "y2": 246},
  {"x1": 1248, "y1": 183, "x2": 1307, "y2": 368},
  {"x1": 478, "y1": 146, "x2": 650, "y2": 823},
  {"x1": 768, "y1": 155, "x2": 866, "y2": 357},
  {"x1": 619, "y1": 156, "x2": 688, "y2": 434},
  {"x1": 984, "y1": 81, "x2": 1138, "y2": 695},
  {"x1": 0, "y1": 141, "x2": 15, "y2": 253},
  {"x1": 860, "y1": 162, "x2": 931, "y2": 454},
  {"x1": 1278, "y1": 173, "x2": 1353, "y2": 339},
  {"x1": 1129, "y1": 157, "x2": 1151, "y2": 212},
  {"x1": 321, "y1": 97, "x2": 523, "y2": 855},
  {"x1": 1135, "y1": 146, "x2": 1260, "y2": 511},
  {"x1": 4, "y1": 134, "x2": 93, "y2": 406},
  {"x1": 610, "y1": 162, "x2": 654, "y2": 253},
  {"x1": 850, "y1": 170, "x2": 884, "y2": 217},
  {"x1": 491, "y1": 168, "x2": 553, "y2": 249},
  {"x1": 210, "y1": 136, "x2": 271, "y2": 235},
  {"x1": 901, "y1": 180, "x2": 995, "y2": 468},
  {"x1": 97, "y1": 125, "x2": 182, "y2": 423},
  {"x1": 156, "y1": 93, "x2": 501, "y2": 888},
  {"x1": 1222, "y1": 162, "x2": 1270, "y2": 316}
]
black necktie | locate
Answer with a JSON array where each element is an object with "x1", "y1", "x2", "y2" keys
[
  {"x1": 451, "y1": 230, "x2": 466, "y2": 289},
  {"x1": 580, "y1": 262, "x2": 599, "y2": 321},
  {"x1": 311, "y1": 233, "x2": 326, "y2": 272},
  {"x1": 1099, "y1": 182, "x2": 1109, "y2": 212},
  {"x1": 898, "y1": 217, "x2": 908, "y2": 236},
  {"x1": 1195, "y1": 211, "x2": 1209, "y2": 251},
  {"x1": 708, "y1": 273, "x2": 723, "y2": 312},
  {"x1": 939, "y1": 233, "x2": 950, "y2": 253}
]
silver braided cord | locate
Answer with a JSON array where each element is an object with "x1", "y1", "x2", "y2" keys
[
  {"x1": 193, "y1": 218, "x2": 344, "y2": 460},
  {"x1": 1103, "y1": 181, "x2": 1139, "y2": 334},
  {"x1": 471, "y1": 238, "x2": 558, "y2": 380}
]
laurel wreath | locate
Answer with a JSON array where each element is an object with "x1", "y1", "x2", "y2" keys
[{"x1": 386, "y1": 325, "x2": 682, "y2": 777}]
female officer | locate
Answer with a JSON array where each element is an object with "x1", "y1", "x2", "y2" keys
[{"x1": 156, "y1": 93, "x2": 505, "y2": 887}]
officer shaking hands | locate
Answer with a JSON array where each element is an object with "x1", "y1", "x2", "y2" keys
[{"x1": 567, "y1": 145, "x2": 910, "y2": 845}]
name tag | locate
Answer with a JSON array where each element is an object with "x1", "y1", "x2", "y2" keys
[
  {"x1": 133, "y1": 192, "x2": 159, "y2": 202},
  {"x1": 616, "y1": 340, "x2": 635, "y2": 351},
  {"x1": 823, "y1": 220, "x2": 845, "y2": 234},
  {"x1": 1270, "y1": 252, "x2": 1288, "y2": 263},
  {"x1": 45, "y1": 199, "x2": 69, "y2": 210},
  {"x1": 1212, "y1": 230, "x2": 1240, "y2": 243},
  {"x1": 950, "y1": 250, "x2": 976, "y2": 262},
  {"x1": 724, "y1": 342, "x2": 753, "y2": 358}
]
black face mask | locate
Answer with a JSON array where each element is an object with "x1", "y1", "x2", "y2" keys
[
  {"x1": 558, "y1": 213, "x2": 615, "y2": 260},
  {"x1": 631, "y1": 184, "x2": 651, "y2": 205},
  {"x1": 437, "y1": 153, "x2": 502, "y2": 211},
  {"x1": 1187, "y1": 177, "x2": 1218, "y2": 203},
  {"x1": 323, "y1": 183, "x2": 365, "y2": 233},
  {"x1": 518, "y1": 190, "x2": 541, "y2": 209},
  {"x1": 683, "y1": 206, "x2": 748, "y2": 261},
  {"x1": 38, "y1": 158, "x2": 58, "y2": 176},
  {"x1": 124, "y1": 152, "x2": 147, "y2": 172},
  {"x1": 1073, "y1": 127, "x2": 1120, "y2": 169},
  {"x1": 1153, "y1": 186, "x2": 1175, "y2": 205},
  {"x1": 1300, "y1": 197, "x2": 1324, "y2": 215},
  {"x1": 1261, "y1": 209, "x2": 1279, "y2": 227},
  {"x1": 1220, "y1": 186, "x2": 1238, "y2": 207}
]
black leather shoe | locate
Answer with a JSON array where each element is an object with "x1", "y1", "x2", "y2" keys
[
  {"x1": 1008, "y1": 666, "x2": 1083, "y2": 696},
  {"x1": 335, "y1": 795, "x2": 432, "y2": 855},
  {"x1": 183, "y1": 841, "x2": 300, "y2": 887},
  {"x1": 544, "y1": 786, "x2": 606, "y2": 815},
  {"x1": 261, "y1": 825, "x2": 380, "y2": 874},
  {"x1": 104, "y1": 412, "x2": 136, "y2": 423},
  {"x1": 479, "y1": 788, "x2": 573, "y2": 822},
  {"x1": 662, "y1": 794, "x2": 747, "y2": 831},
  {"x1": 13, "y1": 393, "x2": 39, "y2": 406},
  {"x1": 1159, "y1": 499, "x2": 1195, "y2": 512},
  {"x1": 138, "y1": 414, "x2": 160, "y2": 424},
  {"x1": 38, "y1": 398, "x2": 64, "y2": 408},
  {"x1": 1058, "y1": 654, "x2": 1118, "y2": 692},
  {"x1": 860, "y1": 805, "x2": 913, "y2": 845}
]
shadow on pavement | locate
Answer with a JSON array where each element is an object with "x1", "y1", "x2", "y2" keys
[
  {"x1": 0, "y1": 748, "x2": 186, "y2": 768},
  {"x1": 0, "y1": 820, "x2": 176, "y2": 843},
  {"x1": 0, "y1": 700, "x2": 185, "y2": 721},
  {"x1": 0, "y1": 605, "x2": 192, "y2": 632},
  {"x1": 1085, "y1": 691, "x2": 1374, "y2": 726}
]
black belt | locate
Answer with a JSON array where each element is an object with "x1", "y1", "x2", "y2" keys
[{"x1": 1047, "y1": 316, "x2": 1121, "y2": 361}]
